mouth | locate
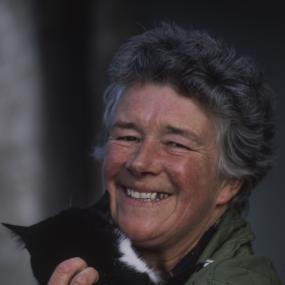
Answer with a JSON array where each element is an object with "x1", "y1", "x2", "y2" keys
[{"x1": 122, "y1": 187, "x2": 172, "y2": 202}]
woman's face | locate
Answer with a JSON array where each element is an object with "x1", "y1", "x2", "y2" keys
[{"x1": 103, "y1": 83, "x2": 237, "y2": 254}]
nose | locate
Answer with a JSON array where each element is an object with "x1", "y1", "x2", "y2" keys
[{"x1": 126, "y1": 139, "x2": 162, "y2": 177}]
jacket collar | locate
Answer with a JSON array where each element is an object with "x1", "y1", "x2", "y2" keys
[{"x1": 198, "y1": 208, "x2": 255, "y2": 263}]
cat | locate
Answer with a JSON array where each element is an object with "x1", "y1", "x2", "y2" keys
[{"x1": 3, "y1": 194, "x2": 162, "y2": 285}]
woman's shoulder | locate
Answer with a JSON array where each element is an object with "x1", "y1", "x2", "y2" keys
[{"x1": 186, "y1": 255, "x2": 282, "y2": 285}]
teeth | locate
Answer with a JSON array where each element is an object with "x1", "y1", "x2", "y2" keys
[{"x1": 125, "y1": 188, "x2": 170, "y2": 201}]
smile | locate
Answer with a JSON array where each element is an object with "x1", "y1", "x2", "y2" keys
[{"x1": 124, "y1": 188, "x2": 171, "y2": 201}]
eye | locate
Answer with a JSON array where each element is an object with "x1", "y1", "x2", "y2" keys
[
  {"x1": 116, "y1": 136, "x2": 141, "y2": 143},
  {"x1": 166, "y1": 141, "x2": 191, "y2": 151}
]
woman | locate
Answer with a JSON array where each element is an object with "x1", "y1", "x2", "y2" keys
[{"x1": 48, "y1": 23, "x2": 281, "y2": 285}]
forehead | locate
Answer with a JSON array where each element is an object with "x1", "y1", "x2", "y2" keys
[
  {"x1": 113, "y1": 84, "x2": 216, "y2": 136},
  {"x1": 118, "y1": 84, "x2": 190, "y2": 112}
]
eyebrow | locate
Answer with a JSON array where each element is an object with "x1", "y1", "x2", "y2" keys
[
  {"x1": 111, "y1": 121, "x2": 141, "y2": 132},
  {"x1": 165, "y1": 125, "x2": 202, "y2": 145}
]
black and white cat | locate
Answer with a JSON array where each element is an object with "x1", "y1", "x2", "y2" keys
[{"x1": 3, "y1": 194, "x2": 162, "y2": 285}]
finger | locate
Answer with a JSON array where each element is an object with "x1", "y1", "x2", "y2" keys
[
  {"x1": 70, "y1": 267, "x2": 99, "y2": 285},
  {"x1": 48, "y1": 257, "x2": 88, "y2": 285}
]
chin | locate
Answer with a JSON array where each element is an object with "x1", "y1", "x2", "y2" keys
[{"x1": 118, "y1": 222, "x2": 163, "y2": 250}]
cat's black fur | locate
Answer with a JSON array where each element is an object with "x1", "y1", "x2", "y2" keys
[{"x1": 3, "y1": 194, "x2": 161, "y2": 285}]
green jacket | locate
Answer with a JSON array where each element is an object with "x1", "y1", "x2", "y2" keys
[{"x1": 185, "y1": 209, "x2": 282, "y2": 285}]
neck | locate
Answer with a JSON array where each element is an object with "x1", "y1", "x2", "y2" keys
[
  {"x1": 136, "y1": 206, "x2": 227, "y2": 272},
  {"x1": 137, "y1": 244, "x2": 193, "y2": 272}
]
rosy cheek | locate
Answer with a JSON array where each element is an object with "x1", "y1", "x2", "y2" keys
[
  {"x1": 164, "y1": 155, "x2": 208, "y2": 208},
  {"x1": 103, "y1": 143, "x2": 133, "y2": 178},
  {"x1": 165, "y1": 156, "x2": 201, "y2": 182}
]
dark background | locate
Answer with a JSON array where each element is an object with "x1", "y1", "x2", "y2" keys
[{"x1": 1, "y1": 0, "x2": 284, "y2": 283}]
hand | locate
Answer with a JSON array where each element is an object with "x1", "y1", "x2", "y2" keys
[{"x1": 48, "y1": 257, "x2": 99, "y2": 285}]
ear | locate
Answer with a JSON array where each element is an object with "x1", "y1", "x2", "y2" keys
[
  {"x1": 2, "y1": 223, "x2": 32, "y2": 248},
  {"x1": 216, "y1": 179, "x2": 242, "y2": 206}
]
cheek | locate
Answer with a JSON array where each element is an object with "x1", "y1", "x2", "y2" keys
[
  {"x1": 103, "y1": 143, "x2": 130, "y2": 178},
  {"x1": 165, "y1": 155, "x2": 218, "y2": 208},
  {"x1": 167, "y1": 158, "x2": 219, "y2": 231},
  {"x1": 103, "y1": 144, "x2": 129, "y2": 218},
  {"x1": 165, "y1": 155, "x2": 205, "y2": 191}
]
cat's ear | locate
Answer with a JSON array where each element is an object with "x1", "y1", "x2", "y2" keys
[{"x1": 2, "y1": 223, "x2": 32, "y2": 248}]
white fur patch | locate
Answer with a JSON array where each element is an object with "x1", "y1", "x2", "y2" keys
[{"x1": 117, "y1": 233, "x2": 161, "y2": 284}]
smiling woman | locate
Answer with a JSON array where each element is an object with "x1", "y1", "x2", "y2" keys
[
  {"x1": 6, "y1": 23, "x2": 282, "y2": 285},
  {"x1": 90, "y1": 22, "x2": 280, "y2": 285}
]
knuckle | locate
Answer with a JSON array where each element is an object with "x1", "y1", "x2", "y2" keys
[
  {"x1": 88, "y1": 267, "x2": 99, "y2": 281},
  {"x1": 71, "y1": 267, "x2": 99, "y2": 285},
  {"x1": 73, "y1": 277, "x2": 86, "y2": 285},
  {"x1": 69, "y1": 257, "x2": 87, "y2": 266},
  {"x1": 55, "y1": 257, "x2": 87, "y2": 275},
  {"x1": 55, "y1": 261, "x2": 70, "y2": 274}
]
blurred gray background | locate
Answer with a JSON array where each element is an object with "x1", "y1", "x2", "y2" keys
[{"x1": 0, "y1": 0, "x2": 284, "y2": 284}]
